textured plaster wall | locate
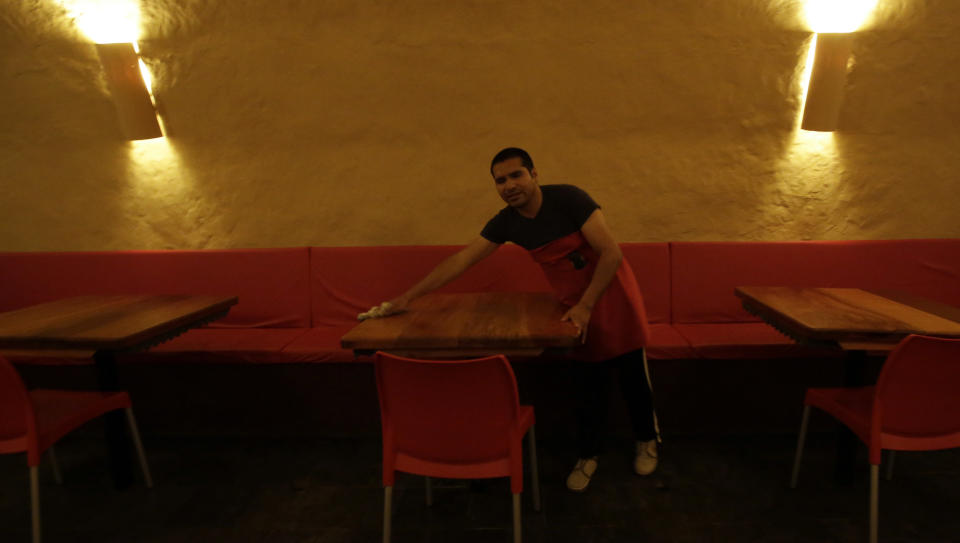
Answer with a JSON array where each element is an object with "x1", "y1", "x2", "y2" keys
[{"x1": 1, "y1": 0, "x2": 957, "y2": 251}]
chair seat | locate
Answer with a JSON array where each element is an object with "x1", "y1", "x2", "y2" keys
[
  {"x1": 395, "y1": 405, "x2": 535, "y2": 480},
  {"x1": 806, "y1": 385, "x2": 960, "y2": 453},
  {"x1": 805, "y1": 386, "x2": 875, "y2": 445},
  {"x1": 29, "y1": 389, "x2": 132, "y2": 460},
  {"x1": 0, "y1": 390, "x2": 130, "y2": 457}
]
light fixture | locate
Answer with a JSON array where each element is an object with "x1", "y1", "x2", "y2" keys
[
  {"x1": 800, "y1": 33, "x2": 855, "y2": 132},
  {"x1": 95, "y1": 43, "x2": 162, "y2": 140}
]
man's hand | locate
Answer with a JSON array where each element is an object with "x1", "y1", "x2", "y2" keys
[
  {"x1": 357, "y1": 300, "x2": 406, "y2": 321},
  {"x1": 562, "y1": 303, "x2": 592, "y2": 343}
]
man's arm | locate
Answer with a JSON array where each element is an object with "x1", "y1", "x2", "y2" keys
[
  {"x1": 562, "y1": 209, "x2": 623, "y2": 341},
  {"x1": 359, "y1": 237, "x2": 501, "y2": 319}
]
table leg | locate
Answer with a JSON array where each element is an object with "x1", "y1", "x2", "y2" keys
[
  {"x1": 94, "y1": 350, "x2": 134, "y2": 490},
  {"x1": 834, "y1": 349, "x2": 867, "y2": 484}
]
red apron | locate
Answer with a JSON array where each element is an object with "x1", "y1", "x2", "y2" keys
[{"x1": 529, "y1": 232, "x2": 650, "y2": 362}]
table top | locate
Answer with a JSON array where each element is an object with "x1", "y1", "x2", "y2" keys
[
  {"x1": 735, "y1": 286, "x2": 960, "y2": 351},
  {"x1": 340, "y1": 292, "x2": 580, "y2": 357},
  {"x1": 0, "y1": 295, "x2": 238, "y2": 352}
]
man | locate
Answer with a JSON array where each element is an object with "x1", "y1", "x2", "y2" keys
[{"x1": 360, "y1": 147, "x2": 659, "y2": 492}]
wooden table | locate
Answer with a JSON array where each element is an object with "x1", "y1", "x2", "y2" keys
[
  {"x1": 341, "y1": 292, "x2": 580, "y2": 358},
  {"x1": 735, "y1": 287, "x2": 960, "y2": 352},
  {"x1": 735, "y1": 286, "x2": 960, "y2": 482},
  {"x1": 0, "y1": 294, "x2": 238, "y2": 488}
]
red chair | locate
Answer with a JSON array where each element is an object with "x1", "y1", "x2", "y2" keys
[
  {"x1": 374, "y1": 351, "x2": 541, "y2": 543},
  {"x1": 789, "y1": 334, "x2": 960, "y2": 543},
  {"x1": 0, "y1": 355, "x2": 153, "y2": 543}
]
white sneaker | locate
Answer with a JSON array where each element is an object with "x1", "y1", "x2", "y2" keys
[
  {"x1": 634, "y1": 439, "x2": 659, "y2": 476},
  {"x1": 566, "y1": 457, "x2": 598, "y2": 492}
]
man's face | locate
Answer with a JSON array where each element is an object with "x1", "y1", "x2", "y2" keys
[{"x1": 492, "y1": 157, "x2": 538, "y2": 209}]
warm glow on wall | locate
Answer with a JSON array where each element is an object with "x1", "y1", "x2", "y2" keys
[
  {"x1": 804, "y1": 0, "x2": 879, "y2": 33},
  {"x1": 793, "y1": 122, "x2": 837, "y2": 153},
  {"x1": 129, "y1": 137, "x2": 186, "y2": 188},
  {"x1": 56, "y1": 0, "x2": 141, "y2": 44}
]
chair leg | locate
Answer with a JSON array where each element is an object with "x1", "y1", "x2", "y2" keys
[
  {"x1": 527, "y1": 425, "x2": 541, "y2": 512},
  {"x1": 425, "y1": 476, "x2": 433, "y2": 506},
  {"x1": 48, "y1": 446, "x2": 62, "y2": 485},
  {"x1": 869, "y1": 464, "x2": 879, "y2": 543},
  {"x1": 885, "y1": 450, "x2": 895, "y2": 481},
  {"x1": 124, "y1": 408, "x2": 153, "y2": 488},
  {"x1": 512, "y1": 492, "x2": 522, "y2": 543},
  {"x1": 790, "y1": 405, "x2": 811, "y2": 488},
  {"x1": 30, "y1": 465, "x2": 41, "y2": 543},
  {"x1": 383, "y1": 486, "x2": 393, "y2": 543}
]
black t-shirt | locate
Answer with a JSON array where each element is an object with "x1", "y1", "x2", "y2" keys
[{"x1": 480, "y1": 184, "x2": 600, "y2": 250}]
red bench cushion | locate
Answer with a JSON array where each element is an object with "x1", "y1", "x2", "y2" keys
[
  {"x1": 646, "y1": 323, "x2": 696, "y2": 359},
  {"x1": 673, "y1": 323, "x2": 842, "y2": 359},
  {"x1": 281, "y1": 325, "x2": 366, "y2": 363},
  {"x1": 7, "y1": 329, "x2": 313, "y2": 366},
  {"x1": 0, "y1": 248, "x2": 311, "y2": 328},
  {"x1": 140, "y1": 328, "x2": 310, "y2": 364}
]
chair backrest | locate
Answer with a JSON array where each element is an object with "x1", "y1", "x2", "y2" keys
[
  {"x1": 875, "y1": 335, "x2": 960, "y2": 436},
  {"x1": 374, "y1": 352, "x2": 521, "y2": 464},
  {"x1": 0, "y1": 355, "x2": 33, "y2": 443}
]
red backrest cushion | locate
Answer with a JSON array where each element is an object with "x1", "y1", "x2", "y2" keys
[
  {"x1": 671, "y1": 239, "x2": 960, "y2": 324},
  {"x1": 310, "y1": 245, "x2": 551, "y2": 326},
  {"x1": 621, "y1": 243, "x2": 671, "y2": 324},
  {"x1": 0, "y1": 248, "x2": 311, "y2": 328}
]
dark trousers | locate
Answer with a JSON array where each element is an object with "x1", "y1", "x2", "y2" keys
[{"x1": 575, "y1": 349, "x2": 658, "y2": 458}]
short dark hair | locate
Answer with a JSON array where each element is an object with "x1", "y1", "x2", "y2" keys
[{"x1": 490, "y1": 147, "x2": 534, "y2": 177}]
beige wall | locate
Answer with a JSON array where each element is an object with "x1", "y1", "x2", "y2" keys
[{"x1": 1, "y1": 0, "x2": 958, "y2": 251}]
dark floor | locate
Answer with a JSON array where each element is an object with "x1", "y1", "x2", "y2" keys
[{"x1": 2, "y1": 430, "x2": 958, "y2": 543}]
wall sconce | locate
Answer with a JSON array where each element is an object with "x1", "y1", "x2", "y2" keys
[
  {"x1": 801, "y1": 33, "x2": 855, "y2": 132},
  {"x1": 95, "y1": 43, "x2": 162, "y2": 140}
]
